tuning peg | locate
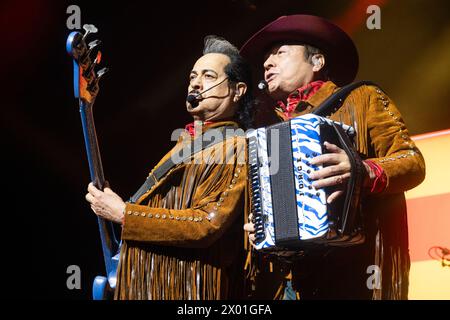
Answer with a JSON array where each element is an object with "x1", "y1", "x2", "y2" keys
[
  {"x1": 87, "y1": 67, "x2": 109, "y2": 92},
  {"x1": 88, "y1": 40, "x2": 102, "y2": 50},
  {"x1": 96, "y1": 67, "x2": 109, "y2": 79},
  {"x1": 84, "y1": 40, "x2": 102, "y2": 61},
  {"x1": 82, "y1": 24, "x2": 98, "y2": 39},
  {"x1": 83, "y1": 50, "x2": 102, "y2": 78}
]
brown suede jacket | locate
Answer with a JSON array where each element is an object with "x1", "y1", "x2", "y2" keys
[{"x1": 115, "y1": 121, "x2": 248, "y2": 300}]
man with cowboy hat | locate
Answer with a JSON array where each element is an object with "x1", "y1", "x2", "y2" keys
[{"x1": 241, "y1": 15, "x2": 425, "y2": 299}]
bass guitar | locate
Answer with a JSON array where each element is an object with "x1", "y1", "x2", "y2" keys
[{"x1": 66, "y1": 24, "x2": 120, "y2": 300}]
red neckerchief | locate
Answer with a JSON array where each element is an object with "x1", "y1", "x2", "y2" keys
[
  {"x1": 184, "y1": 121, "x2": 214, "y2": 136},
  {"x1": 276, "y1": 80, "x2": 325, "y2": 119}
]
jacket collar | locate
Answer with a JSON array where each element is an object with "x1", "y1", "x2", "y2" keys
[
  {"x1": 184, "y1": 120, "x2": 240, "y2": 139},
  {"x1": 306, "y1": 81, "x2": 339, "y2": 108}
]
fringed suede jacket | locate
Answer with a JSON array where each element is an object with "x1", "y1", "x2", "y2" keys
[
  {"x1": 115, "y1": 121, "x2": 248, "y2": 300},
  {"x1": 245, "y1": 81, "x2": 426, "y2": 300}
]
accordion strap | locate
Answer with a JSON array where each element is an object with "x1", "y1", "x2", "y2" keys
[
  {"x1": 129, "y1": 125, "x2": 238, "y2": 204},
  {"x1": 329, "y1": 123, "x2": 364, "y2": 236},
  {"x1": 312, "y1": 81, "x2": 377, "y2": 117}
]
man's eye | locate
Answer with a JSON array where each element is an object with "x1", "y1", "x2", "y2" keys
[
  {"x1": 205, "y1": 74, "x2": 215, "y2": 79},
  {"x1": 189, "y1": 75, "x2": 196, "y2": 81},
  {"x1": 277, "y1": 50, "x2": 286, "y2": 55}
]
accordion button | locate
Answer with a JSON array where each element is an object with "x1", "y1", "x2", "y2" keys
[{"x1": 307, "y1": 169, "x2": 311, "y2": 174}]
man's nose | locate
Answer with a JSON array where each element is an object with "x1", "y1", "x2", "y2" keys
[
  {"x1": 190, "y1": 76, "x2": 202, "y2": 91},
  {"x1": 263, "y1": 54, "x2": 275, "y2": 71}
]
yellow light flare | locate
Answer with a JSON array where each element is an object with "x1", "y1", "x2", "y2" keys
[
  {"x1": 406, "y1": 129, "x2": 450, "y2": 199},
  {"x1": 409, "y1": 260, "x2": 450, "y2": 300}
]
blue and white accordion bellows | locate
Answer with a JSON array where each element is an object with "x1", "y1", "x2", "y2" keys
[{"x1": 247, "y1": 114, "x2": 361, "y2": 251}]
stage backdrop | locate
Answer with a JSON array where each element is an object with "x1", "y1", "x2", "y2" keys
[{"x1": 406, "y1": 129, "x2": 450, "y2": 300}]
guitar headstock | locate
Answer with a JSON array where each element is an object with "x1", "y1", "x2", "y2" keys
[{"x1": 66, "y1": 24, "x2": 108, "y2": 104}]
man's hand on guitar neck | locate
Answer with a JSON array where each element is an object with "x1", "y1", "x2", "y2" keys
[{"x1": 85, "y1": 182, "x2": 126, "y2": 225}]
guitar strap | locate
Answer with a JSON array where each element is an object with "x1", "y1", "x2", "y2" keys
[{"x1": 129, "y1": 125, "x2": 240, "y2": 203}]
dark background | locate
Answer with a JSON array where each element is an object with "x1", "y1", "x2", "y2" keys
[{"x1": 3, "y1": 0, "x2": 449, "y2": 299}]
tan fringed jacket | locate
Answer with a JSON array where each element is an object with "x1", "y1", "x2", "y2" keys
[
  {"x1": 115, "y1": 121, "x2": 248, "y2": 300},
  {"x1": 246, "y1": 81, "x2": 426, "y2": 300}
]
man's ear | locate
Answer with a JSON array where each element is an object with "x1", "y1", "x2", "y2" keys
[
  {"x1": 311, "y1": 54, "x2": 326, "y2": 72},
  {"x1": 233, "y1": 82, "x2": 247, "y2": 102}
]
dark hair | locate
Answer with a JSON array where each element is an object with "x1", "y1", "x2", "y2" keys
[{"x1": 203, "y1": 35, "x2": 254, "y2": 129}]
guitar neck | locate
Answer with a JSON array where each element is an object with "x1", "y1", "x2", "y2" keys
[
  {"x1": 79, "y1": 100, "x2": 119, "y2": 276},
  {"x1": 80, "y1": 102, "x2": 105, "y2": 189}
]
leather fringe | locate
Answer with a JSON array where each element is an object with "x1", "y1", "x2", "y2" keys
[
  {"x1": 114, "y1": 131, "x2": 245, "y2": 300},
  {"x1": 115, "y1": 242, "x2": 228, "y2": 300}
]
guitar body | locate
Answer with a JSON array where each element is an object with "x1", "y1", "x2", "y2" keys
[{"x1": 66, "y1": 25, "x2": 120, "y2": 300}]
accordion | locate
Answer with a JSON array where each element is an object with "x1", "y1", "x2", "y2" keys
[{"x1": 247, "y1": 114, "x2": 365, "y2": 251}]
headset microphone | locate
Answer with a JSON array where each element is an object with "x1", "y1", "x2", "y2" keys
[{"x1": 186, "y1": 77, "x2": 229, "y2": 108}]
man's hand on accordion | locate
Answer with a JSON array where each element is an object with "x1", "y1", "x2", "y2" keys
[
  {"x1": 244, "y1": 212, "x2": 257, "y2": 248},
  {"x1": 308, "y1": 141, "x2": 351, "y2": 204}
]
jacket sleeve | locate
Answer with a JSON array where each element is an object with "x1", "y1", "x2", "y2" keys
[
  {"x1": 120, "y1": 136, "x2": 247, "y2": 248},
  {"x1": 365, "y1": 86, "x2": 426, "y2": 194}
]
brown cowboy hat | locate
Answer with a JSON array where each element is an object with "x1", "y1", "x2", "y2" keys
[{"x1": 240, "y1": 14, "x2": 359, "y2": 86}]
